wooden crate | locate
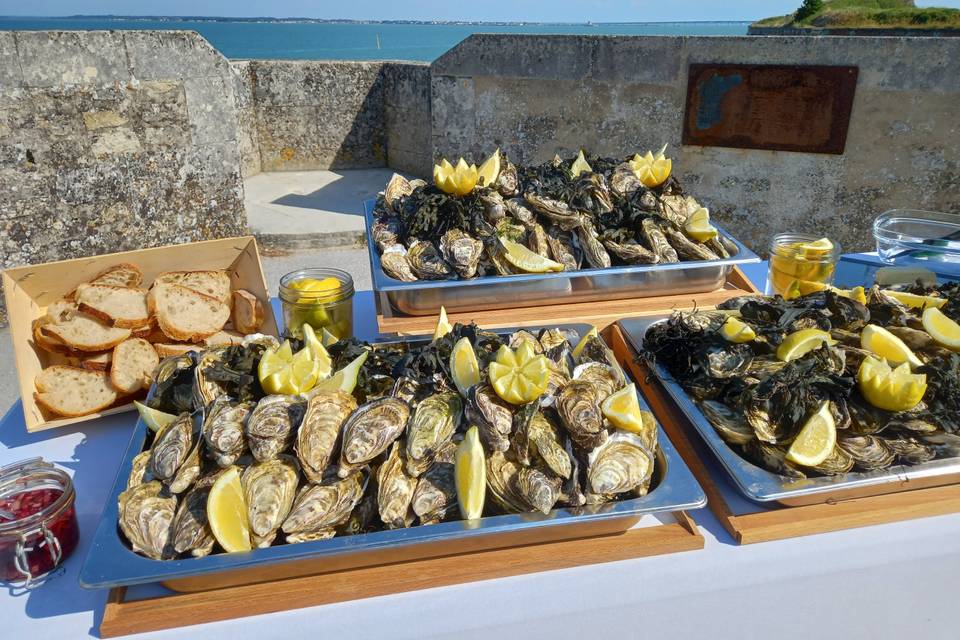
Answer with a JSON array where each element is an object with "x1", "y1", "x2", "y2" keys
[
  {"x1": 606, "y1": 323, "x2": 960, "y2": 545},
  {"x1": 376, "y1": 265, "x2": 759, "y2": 335},
  {"x1": 2, "y1": 236, "x2": 278, "y2": 432},
  {"x1": 99, "y1": 512, "x2": 703, "y2": 637}
]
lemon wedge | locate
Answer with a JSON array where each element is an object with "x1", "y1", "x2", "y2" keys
[
  {"x1": 321, "y1": 326, "x2": 340, "y2": 346},
  {"x1": 477, "y1": 148, "x2": 501, "y2": 188},
  {"x1": 291, "y1": 276, "x2": 340, "y2": 296},
  {"x1": 500, "y1": 237, "x2": 564, "y2": 273},
  {"x1": 433, "y1": 305, "x2": 453, "y2": 341},
  {"x1": 797, "y1": 279, "x2": 828, "y2": 295},
  {"x1": 601, "y1": 383, "x2": 654, "y2": 434},
  {"x1": 301, "y1": 324, "x2": 332, "y2": 380},
  {"x1": 861, "y1": 324, "x2": 923, "y2": 369},
  {"x1": 450, "y1": 337, "x2": 481, "y2": 396},
  {"x1": 572, "y1": 326, "x2": 598, "y2": 360},
  {"x1": 455, "y1": 425, "x2": 486, "y2": 520},
  {"x1": 259, "y1": 340, "x2": 321, "y2": 395},
  {"x1": 858, "y1": 356, "x2": 927, "y2": 412},
  {"x1": 720, "y1": 317, "x2": 756, "y2": 343},
  {"x1": 888, "y1": 291, "x2": 948, "y2": 310},
  {"x1": 134, "y1": 401, "x2": 177, "y2": 432},
  {"x1": 777, "y1": 329, "x2": 836, "y2": 362},
  {"x1": 922, "y1": 307, "x2": 960, "y2": 351},
  {"x1": 783, "y1": 280, "x2": 803, "y2": 301},
  {"x1": 207, "y1": 466, "x2": 251, "y2": 553},
  {"x1": 569, "y1": 149, "x2": 592, "y2": 178},
  {"x1": 795, "y1": 237, "x2": 834, "y2": 258},
  {"x1": 785, "y1": 401, "x2": 836, "y2": 467},
  {"x1": 833, "y1": 285, "x2": 867, "y2": 305},
  {"x1": 309, "y1": 350, "x2": 368, "y2": 395},
  {"x1": 628, "y1": 144, "x2": 672, "y2": 188},
  {"x1": 488, "y1": 342, "x2": 550, "y2": 405},
  {"x1": 684, "y1": 207, "x2": 718, "y2": 242}
]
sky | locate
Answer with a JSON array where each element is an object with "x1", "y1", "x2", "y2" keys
[{"x1": 3, "y1": 0, "x2": 958, "y2": 23}]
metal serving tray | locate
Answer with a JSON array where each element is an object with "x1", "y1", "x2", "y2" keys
[
  {"x1": 619, "y1": 316, "x2": 960, "y2": 507},
  {"x1": 364, "y1": 200, "x2": 760, "y2": 316},
  {"x1": 80, "y1": 324, "x2": 706, "y2": 593}
]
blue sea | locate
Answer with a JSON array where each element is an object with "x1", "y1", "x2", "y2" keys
[{"x1": 0, "y1": 17, "x2": 749, "y2": 61}]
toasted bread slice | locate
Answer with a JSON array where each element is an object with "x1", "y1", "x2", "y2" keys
[
  {"x1": 34, "y1": 365, "x2": 119, "y2": 417},
  {"x1": 130, "y1": 320, "x2": 156, "y2": 339},
  {"x1": 154, "y1": 270, "x2": 232, "y2": 306},
  {"x1": 148, "y1": 282, "x2": 230, "y2": 342},
  {"x1": 154, "y1": 343, "x2": 202, "y2": 358},
  {"x1": 90, "y1": 263, "x2": 143, "y2": 288},
  {"x1": 203, "y1": 330, "x2": 245, "y2": 347},
  {"x1": 75, "y1": 284, "x2": 150, "y2": 328},
  {"x1": 231, "y1": 289, "x2": 264, "y2": 335},
  {"x1": 32, "y1": 317, "x2": 73, "y2": 355},
  {"x1": 42, "y1": 313, "x2": 131, "y2": 352},
  {"x1": 80, "y1": 352, "x2": 112, "y2": 372},
  {"x1": 111, "y1": 338, "x2": 159, "y2": 393}
]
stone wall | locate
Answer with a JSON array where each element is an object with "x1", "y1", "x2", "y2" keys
[
  {"x1": 432, "y1": 34, "x2": 960, "y2": 254},
  {"x1": 231, "y1": 61, "x2": 262, "y2": 178},
  {"x1": 0, "y1": 30, "x2": 248, "y2": 324}
]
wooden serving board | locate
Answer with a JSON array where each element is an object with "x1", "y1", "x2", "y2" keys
[
  {"x1": 607, "y1": 324, "x2": 960, "y2": 545},
  {"x1": 99, "y1": 513, "x2": 703, "y2": 638},
  {"x1": 376, "y1": 266, "x2": 759, "y2": 335}
]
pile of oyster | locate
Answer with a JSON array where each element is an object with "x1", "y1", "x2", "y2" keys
[
  {"x1": 118, "y1": 326, "x2": 658, "y2": 560},
  {"x1": 371, "y1": 151, "x2": 737, "y2": 282},
  {"x1": 643, "y1": 286, "x2": 960, "y2": 479}
]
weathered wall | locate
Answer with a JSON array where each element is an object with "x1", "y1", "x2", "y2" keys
[
  {"x1": 432, "y1": 34, "x2": 960, "y2": 254},
  {"x1": 231, "y1": 60, "x2": 262, "y2": 178},
  {"x1": 0, "y1": 30, "x2": 248, "y2": 324},
  {"x1": 383, "y1": 62, "x2": 432, "y2": 177}
]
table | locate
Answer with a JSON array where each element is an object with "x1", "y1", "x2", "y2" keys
[{"x1": 4, "y1": 263, "x2": 960, "y2": 640}]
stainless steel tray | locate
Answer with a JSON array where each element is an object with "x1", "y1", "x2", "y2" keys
[
  {"x1": 619, "y1": 316, "x2": 960, "y2": 507},
  {"x1": 364, "y1": 200, "x2": 760, "y2": 316},
  {"x1": 80, "y1": 324, "x2": 706, "y2": 592}
]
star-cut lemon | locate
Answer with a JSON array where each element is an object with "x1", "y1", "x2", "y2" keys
[
  {"x1": 858, "y1": 356, "x2": 927, "y2": 412},
  {"x1": 258, "y1": 340, "x2": 322, "y2": 395},
  {"x1": 628, "y1": 144, "x2": 672, "y2": 188},
  {"x1": 488, "y1": 342, "x2": 550, "y2": 405},
  {"x1": 434, "y1": 158, "x2": 479, "y2": 196},
  {"x1": 922, "y1": 307, "x2": 960, "y2": 351}
]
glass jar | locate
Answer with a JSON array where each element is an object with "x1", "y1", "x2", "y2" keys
[
  {"x1": 279, "y1": 268, "x2": 355, "y2": 341},
  {"x1": 874, "y1": 209, "x2": 960, "y2": 272},
  {"x1": 0, "y1": 458, "x2": 79, "y2": 588},
  {"x1": 767, "y1": 233, "x2": 842, "y2": 298}
]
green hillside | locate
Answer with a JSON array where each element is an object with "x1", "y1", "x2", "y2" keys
[{"x1": 754, "y1": 0, "x2": 960, "y2": 29}]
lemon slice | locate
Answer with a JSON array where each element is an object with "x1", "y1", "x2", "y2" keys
[
  {"x1": 488, "y1": 343, "x2": 550, "y2": 405},
  {"x1": 450, "y1": 337, "x2": 481, "y2": 396},
  {"x1": 134, "y1": 401, "x2": 177, "y2": 432},
  {"x1": 569, "y1": 149, "x2": 592, "y2": 178},
  {"x1": 888, "y1": 291, "x2": 948, "y2": 310},
  {"x1": 601, "y1": 383, "x2": 654, "y2": 434},
  {"x1": 207, "y1": 466, "x2": 251, "y2": 553},
  {"x1": 477, "y1": 148, "x2": 501, "y2": 187},
  {"x1": 783, "y1": 280, "x2": 803, "y2": 301},
  {"x1": 861, "y1": 324, "x2": 923, "y2": 369},
  {"x1": 301, "y1": 324, "x2": 332, "y2": 380},
  {"x1": 684, "y1": 207, "x2": 717, "y2": 242},
  {"x1": 259, "y1": 340, "x2": 321, "y2": 395},
  {"x1": 720, "y1": 317, "x2": 756, "y2": 343},
  {"x1": 922, "y1": 307, "x2": 960, "y2": 351},
  {"x1": 433, "y1": 306, "x2": 453, "y2": 341},
  {"x1": 571, "y1": 326, "x2": 598, "y2": 360},
  {"x1": 797, "y1": 279, "x2": 828, "y2": 295},
  {"x1": 858, "y1": 356, "x2": 927, "y2": 412},
  {"x1": 291, "y1": 277, "x2": 340, "y2": 295},
  {"x1": 776, "y1": 329, "x2": 836, "y2": 362},
  {"x1": 500, "y1": 238, "x2": 565, "y2": 273},
  {"x1": 795, "y1": 237, "x2": 834, "y2": 258},
  {"x1": 309, "y1": 350, "x2": 368, "y2": 395},
  {"x1": 455, "y1": 426, "x2": 486, "y2": 520},
  {"x1": 785, "y1": 401, "x2": 836, "y2": 467}
]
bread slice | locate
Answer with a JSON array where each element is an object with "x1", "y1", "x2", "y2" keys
[
  {"x1": 75, "y1": 284, "x2": 150, "y2": 328},
  {"x1": 111, "y1": 338, "x2": 159, "y2": 393},
  {"x1": 33, "y1": 318, "x2": 72, "y2": 355},
  {"x1": 34, "y1": 365, "x2": 119, "y2": 417},
  {"x1": 154, "y1": 343, "x2": 202, "y2": 358},
  {"x1": 154, "y1": 270, "x2": 232, "y2": 306},
  {"x1": 130, "y1": 321, "x2": 156, "y2": 339},
  {"x1": 42, "y1": 313, "x2": 131, "y2": 352},
  {"x1": 90, "y1": 263, "x2": 143, "y2": 288},
  {"x1": 231, "y1": 289, "x2": 264, "y2": 335},
  {"x1": 148, "y1": 282, "x2": 230, "y2": 342},
  {"x1": 80, "y1": 352, "x2": 112, "y2": 372},
  {"x1": 203, "y1": 330, "x2": 245, "y2": 347},
  {"x1": 46, "y1": 299, "x2": 78, "y2": 323}
]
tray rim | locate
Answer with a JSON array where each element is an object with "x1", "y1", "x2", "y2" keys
[
  {"x1": 79, "y1": 323, "x2": 706, "y2": 590},
  {"x1": 618, "y1": 315, "x2": 960, "y2": 504}
]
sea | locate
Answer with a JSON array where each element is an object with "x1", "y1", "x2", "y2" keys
[{"x1": 0, "y1": 17, "x2": 749, "y2": 61}]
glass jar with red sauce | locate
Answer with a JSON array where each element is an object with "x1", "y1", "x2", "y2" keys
[{"x1": 0, "y1": 458, "x2": 79, "y2": 588}]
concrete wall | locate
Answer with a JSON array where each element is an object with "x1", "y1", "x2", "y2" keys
[
  {"x1": 432, "y1": 34, "x2": 960, "y2": 254},
  {"x1": 0, "y1": 30, "x2": 248, "y2": 324}
]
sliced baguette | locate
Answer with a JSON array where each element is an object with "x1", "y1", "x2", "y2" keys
[
  {"x1": 42, "y1": 313, "x2": 131, "y2": 352},
  {"x1": 130, "y1": 320, "x2": 156, "y2": 339},
  {"x1": 76, "y1": 284, "x2": 150, "y2": 328},
  {"x1": 154, "y1": 270, "x2": 232, "y2": 306},
  {"x1": 90, "y1": 263, "x2": 143, "y2": 288},
  {"x1": 34, "y1": 365, "x2": 119, "y2": 417},
  {"x1": 80, "y1": 352, "x2": 112, "y2": 372},
  {"x1": 47, "y1": 299, "x2": 79, "y2": 323},
  {"x1": 32, "y1": 318, "x2": 72, "y2": 355},
  {"x1": 231, "y1": 289, "x2": 264, "y2": 334},
  {"x1": 111, "y1": 338, "x2": 159, "y2": 393},
  {"x1": 203, "y1": 330, "x2": 245, "y2": 347},
  {"x1": 148, "y1": 283, "x2": 230, "y2": 342},
  {"x1": 154, "y1": 343, "x2": 202, "y2": 357}
]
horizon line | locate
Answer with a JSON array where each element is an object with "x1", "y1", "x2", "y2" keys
[{"x1": 0, "y1": 15, "x2": 757, "y2": 25}]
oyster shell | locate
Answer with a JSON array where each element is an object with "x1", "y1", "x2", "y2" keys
[
  {"x1": 203, "y1": 396, "x2": 254, "y2": 468},
  {"x1": 372, "y1": 218, "x2": 400, "y2": 252},
  {"x1": 810, "y1": 447, "x2": 855, "y2": 475},
  {"x1": 496, "y1": 155, "x2": 519, "y2": 196},
  {"x1": 610, "y1": 162, "x2": 643, "y2": 197},
  {"x1": 743, "y1": 441, "x2": 806, "y2": 479},
  {"x1": 575, "y1": 222, "x2": 612, "y2": 269},
  {"x1": 509, "y1": 329, "x2": 544, "y2": 354},
  {"x1": 528, "y1": 412, "x2": 572, "y2": 480},
  {"x1": 440, "y1": 228, "x2": 484, "y2": 279},
  {"x1": 504, "y1": 197, "x2": 537, "y2": 228},
  {"x1": 699, "y1": 400, "x2": 754, "y2": 445},
  {"x1": 572, "y1": 362, "x2": 620, "y2": 403},
  {"x1": 149, "y1": 411, "x2": 201, "y2": 490},
  {"x1": 338, "y1": 397, "x2": 410, "y2": 477},
  {"x1": 193, "y1": 346, "x2": 228, "y2": 409},
  {"x1": 127, "y1": 450, "x2": 152, "y2": 490},
  {"x1": 383, "y1": 173, "x2": 413, "y2": 213},
  {"x1": 640, "y1": 218, "x2": 679, "y2": 263},
  {"x1": 246, "y1": 395, "x2": 306, "y2": 463},
  {"x1": 587, "y1": 432, "x2": 654, "y2": 496},
  {"x1": 524, "y1": 193, "x2": 582, "y2": 230},
  {"x1": 662, "y1": 226, "x2": 719, "y2": 262},
  {"x1": 465, "y1": 384, "x2": 513, "y2": 452},
  {"x1": 296, "y1": 390, "x2": 358, "y2": 483},
  {"x1": 885, "y1": 437, "x2": 936, "y2": 465},
  {"x1": 485, "y1": 451, "x2": 528, "y2": 513},
  {"x1": 381, "y1": 244, "x2": 418, "y2": 282},
  {"x1": 242, "y1": 455, "x2": 300, "y2": 548},
  {"x1": 406, "y1": 392, "x2": 461, "y2": 475},
  {"x1": 838, "y1": 435, "x2": 895, "y2": 470},
  {"x1": 377, "y1": 441, "x2": 417, "y2": 528},
  {"x1": 517, "y1": 467, "x2": 562, "y2": 515},
  {"x1": 411, "y1": 441, "x2": 457, "y2": 524},
  {"x1": 282, "y1": 472, "x2": 365, "y2": 543},
  {"x1": 556, "y1": 380, "x2": 606, "y2": 451},
  {"x1": 172, "y1": 471, "x2": 222, "y2": 557},
  {"x1": 544, "y1": 225, "x2": 581, "y2": 271},
  {"x1": 118, "y1": 481, "x2": 176, "y2": 560},
  {"x1": 407, "y1": 240, "x2": 453, "y2": 280},
  {"x1": 479, "y1": 190, "x2": 507, "y2": 223},
  {"x1": 601, "y1": 230, "x2": 658, "y2": 264}
]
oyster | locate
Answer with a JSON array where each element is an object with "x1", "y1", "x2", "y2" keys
[
  {"x1": 465, "y1": 384, "x2": 513, "y2": 452},
  {"x1": 575, "y1": 222, "x2": 612, "y2": 269},
  {"x1": 411, "y1": 442, "x2": 457, "y2": 524},
  {"x1": 886, "y1": 437, "x2": 936, "y2": 465},
  {"x1": 658, "y1": 194, "x2": 700, "y2": 228},
  {"x1": 383, "y1": 173, "x2": 413, "y2": 213},
  {"x1": 517, "y1": 467, "x2": 562, "y2": 515},
  {"x1": 242, "y1": 455, "x2": 300, "y2": 548},
  {"x1": 246, "y1": 395, "x2": 306, "y2": 463},
  {"x1": 544, "y1": 225, "x2": 581, "y2": 271},
  {"x1": 338, "y1": 397, "x2": 410, "y2": 477},
  {"x1": 118, "y1": 481, "x2": 176, "y2": 560},
  {"x1": 524, "y1": 193, "x2": 582, "y2": 230},
  {"x1": 127, "y1": 451, "x2": 152, "y2": 490},
  {"x1": 381, "y1": 244, "x2": 418, "y2": 282},
  {"x1": 296, "y1": 390, "x2": 358, "y2": 483},
  {"x1": 406, "y1": 392, "x2": 462, "y2": 475},
  {"x1": 640, "y1": 218, "x2": 679, "y2": 263},
  {"x1": 377, "y1": 441, "x2": 417, "y2": 528},
  {"x1": 440, "y1": 228, "x2": 484, "y2": 279},
  {"x1": 496, "y1": 156, "x2": 519, "y2": 196},
  {"x1": 528, "y1": 222, "x2": 551, "y2": 258},
  {"x1": 556, "y1": 380, "x2": 606, "y2": 451},
  {"x1": 662, "y1": 226, "x2": 720, "y2": 262},
  {"x1": 485, "y1": 451, "x2": 528, "y2": 513},
  {"x1": 574, "y1": 335, "x2": 627, "y2": 388},
  {"x1": 479, "y1": 190, "x2": 507, "y2": 223},
  {"x1": 743, "y1": 441, "x2": 806, "y2": 479},
  {"x1": 407, "y1": 240, "x2": 453, "y2": 280},
  {"x1": 495, "y1": 217, "x2": 526, "y2": 243},
  {"x1": 572, "y1": 362, "x2": 620, "y2": 402},
  {"x1": 194, "y1": 347, "x2": 228, "y2": 409},
  {"x1": 699, "y1": 400, "x2": 754, "y2": 445},
  {"x1": 282, "y1": 472, "x2": 366, "y2": 543},
  {"x1": 838, "y1": 435, "x2": 895, "y2": 471},
  {"x1": 509, "y1": 329, "x2": 544, "y2": 354},
  {"x1": 151, "y1": 352, "x2": 196, "y2": 414},
  {"x1": 610, "y1": 162, "x2": 643, "y2": 197},
  {"x1": 528, "y1": 412, "x2": 572, "y2": 479},
  {"x1": 372, "y1": 218, "x2": 400, "y2": 252},
  {"x1": 504, "y1": 197, "x2": 537, "y2": 227},
  {"x1": 587, "y1": 432, "x2": 654, "y2": 496},
  {"x1": 172, "y1": 476, "x2": 217, "y2": 558},
  {"x1": 538, "y1": 328, "x2": 570, "y2": 354},
  {"x1": 149, "y1": 411, "x2": 202, "y2": 492},
  {"x1": 600, "y1": 230, "x2": 657, "y2": 264},
  {"x1": 203, "y1": 396, "x2": 254, "y2": 468},
  {"x1": 810, "y1": 447, "x2": 855, "y2": 475}
]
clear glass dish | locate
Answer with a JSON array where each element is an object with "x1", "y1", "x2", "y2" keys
[{"x1": 874, "y1": 209, "x2": 960, "y2": 272}]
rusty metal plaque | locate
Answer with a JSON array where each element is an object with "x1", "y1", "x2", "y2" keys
[{"x1": 682, "y1": 64, "x2": 858, "y2": 154}]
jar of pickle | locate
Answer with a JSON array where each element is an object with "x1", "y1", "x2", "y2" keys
[
  {"x1": 767, "y1": 233, "x2": 841, "y2": 299},
  {"x1": 279, "y1": 268, "x2": 355, "y2": 341},
  {"x1": 0, "y1": 458, "x2": 80, "y2": 588}
]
